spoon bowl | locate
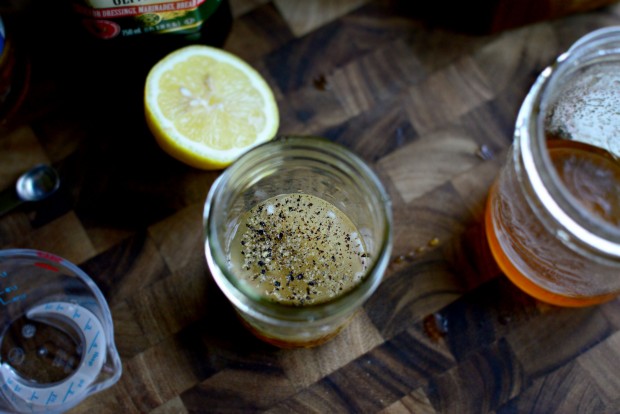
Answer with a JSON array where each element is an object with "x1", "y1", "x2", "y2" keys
[
  {"x1": 0, "y1": 164, "x2": 60, "y2": 216},
  {"x1": 15, "y1": 164, "x2": 60, "y2": 202}
]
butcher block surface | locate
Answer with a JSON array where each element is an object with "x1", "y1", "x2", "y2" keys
[{"x1": 1, "y1": 1, "x2": 620, "y2": 413}]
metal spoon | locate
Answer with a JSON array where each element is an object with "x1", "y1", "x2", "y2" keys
[{"x1": 0, "y1": 165, "x2": 60, "y2": 216}]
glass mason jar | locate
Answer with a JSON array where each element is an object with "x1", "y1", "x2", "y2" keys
[
  {"x1": 485, "y1": 27, "x2": 620, "y2": 307},
  {"x1": 203, "y1": 136, "x2": 393, "y2": 347}
]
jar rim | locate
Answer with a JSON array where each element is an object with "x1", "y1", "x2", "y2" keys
[
  {"x1": 519, "y1": 26, "x2": 620, "y2": 259},
  {"x1": 203, "y1": 136, "x2": 393, "y2": 323}
]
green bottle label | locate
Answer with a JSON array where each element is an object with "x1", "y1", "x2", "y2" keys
[{"x1": 72, "y1": 0, "x2": 222, "y2": 40}]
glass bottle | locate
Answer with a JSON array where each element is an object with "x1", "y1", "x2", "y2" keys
[
  {"x1": 30, "y1": 1, "x2": 233, "y2": 120},
  {"x1": 64, "y1": 0, "x2": 232, "y2": 91},
  {"x1": 485, "y1": 27, "x2": 620, "y2": 307},
  {"x1": 68, "y1": 0, "x2": 232, "y2": 68}
]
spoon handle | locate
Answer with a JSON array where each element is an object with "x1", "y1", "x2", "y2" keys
[{"x1": 0, "y1": 187, "x2": 23, "y2": 216}]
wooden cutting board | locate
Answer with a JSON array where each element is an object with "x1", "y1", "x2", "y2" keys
[{"x1": 1, "y1": 0, "x2": 619, "y2": 413}]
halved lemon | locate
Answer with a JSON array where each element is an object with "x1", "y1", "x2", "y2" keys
[{"x1": 145, "y1": 45, "x2": 279, "y2": 170}]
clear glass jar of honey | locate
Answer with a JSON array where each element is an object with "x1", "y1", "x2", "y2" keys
[{"x1": 485, "y1": 27, "x2": 620, "y2": 307}]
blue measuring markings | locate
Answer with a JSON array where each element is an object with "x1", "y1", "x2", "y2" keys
[
  {"x1": 0, "y1": 292, "x2": 26, "y2": 306},
  {"x1": 88, "y1": 331, "x2": 100, "y2": 355},
  {"x1": 29, "y1": 390, "x2": 39, "y2": 402},
  {"x1": 45, "y1": 391, "x2": 58, "y2": 405},
  {"x1": 0, "y1": 272, "x2": 27, "y2": 305},
  {"x1": 0, "y1": 272, "x2": 26, "y2": 305},
  {"x1": 2, "y1": 381, "x2": 18, "y2": 403},
  {"x1": 2, "y1": 286, "x2": 17, "y2": 294},
  {"x1": 88, "y1": 351, "x2": 100, "y2": 367},
  {"x1": 62, "y1": 382, "x2": 75, "y2": 403}
]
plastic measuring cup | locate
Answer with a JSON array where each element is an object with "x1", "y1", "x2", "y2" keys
[{"x1": 0, "y1": 249, "x2": 122, "y2": 413}]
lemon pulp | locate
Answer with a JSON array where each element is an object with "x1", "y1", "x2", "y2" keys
[{"x1": 145, "y1": 46, "x2": 279, "y2": 169}]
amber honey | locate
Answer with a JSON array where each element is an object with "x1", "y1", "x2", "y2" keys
[{"x1": 486, "y1": 139, "x2": 620, "y2": 307}]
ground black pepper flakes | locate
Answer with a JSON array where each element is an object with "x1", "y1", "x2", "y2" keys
[{"x1": 229, "y1": 193, "x2": 369, "y2": 306}]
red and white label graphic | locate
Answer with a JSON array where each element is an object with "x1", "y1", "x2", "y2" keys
[{"x1": 81, "y1": 19, "x2": 122, "y2": 39}]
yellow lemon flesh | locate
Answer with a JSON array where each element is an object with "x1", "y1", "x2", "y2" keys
[{"x1": 144, "y1": 45, "x2": 279, "y2": 170}]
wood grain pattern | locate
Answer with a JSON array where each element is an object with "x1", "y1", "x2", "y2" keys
[
  {"x1": 0, "y1": 0, "x2": 619, "y2": 412},
  {"x1": 273, "y1": 0, "x2": 371, "y2": 37}
]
